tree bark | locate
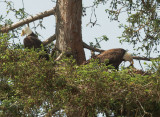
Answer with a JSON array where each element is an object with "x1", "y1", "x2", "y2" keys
[{"x1": 55, "y1": 0, "x2": 86, "y2": 65}]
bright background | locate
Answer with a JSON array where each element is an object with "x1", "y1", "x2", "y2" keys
[{"x1": 1, "y1": 0, "x2": 150, "y2": 69}]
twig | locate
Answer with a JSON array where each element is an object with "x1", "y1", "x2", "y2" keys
[
  {"x1": 137, "y1": 99, "x2": 152, "y2": 117},
  {"x1": 21, "y1": 0, "x2": 24, "y2": 9},
  {"x1": 55, "y1": 53, "x2": 63, "y2": 61},
  {"x1": 134, "y1": 24, "x2": 146, "y2": 32},
  {"x1": 134, "y1": 21, "x2": 149, "y2": 33},
  {"x1": 139, "y1": 60, "x2": 144, "y2": 71}
]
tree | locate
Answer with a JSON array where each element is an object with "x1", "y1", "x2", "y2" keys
[
  {"x1": 55, "y1": 0, "x2": 86, "y2": 65},
  {"x1": 1, "y1": 0, "x2": 160, "y2": 116}
]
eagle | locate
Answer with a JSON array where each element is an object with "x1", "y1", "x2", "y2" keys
[
  {"x1": 21, "y1": 26, "x2": 49, "y2": 60},
  {"x1": 84, "y1": 48, "x2": 134, "y2": 70}
]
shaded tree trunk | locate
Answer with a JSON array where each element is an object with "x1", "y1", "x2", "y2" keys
[{"x1": 55, "y1": 0, "x2": 86, "y2": 65}]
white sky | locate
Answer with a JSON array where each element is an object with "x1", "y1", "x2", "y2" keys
[{"x1": 0, "y1": 0, "x2": 152, "y2": 69}]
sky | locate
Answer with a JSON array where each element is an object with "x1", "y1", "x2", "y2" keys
[{"x1": 0, "y1": 0, "x2": 151, "y2": 69}]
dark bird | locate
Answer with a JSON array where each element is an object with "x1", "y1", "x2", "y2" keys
[
  {"x1": 21, "y1": 26, "x2": 49, "y2": 60},
  {"x1": 84, "y1": 48, "x2": 134, "y2": 70}
]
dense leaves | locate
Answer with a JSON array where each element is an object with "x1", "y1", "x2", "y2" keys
[
  {"x1": 0, "y1": 37, "x2": 160, "y2": 116},
  {"x1": 1, "y1": 0, "x2": 160, "y2": 116}
]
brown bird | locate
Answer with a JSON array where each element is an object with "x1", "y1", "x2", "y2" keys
[
  {"x1": 84, "y1": 48, "x2": 134, "y2": 70},
  {"x1": 21, "y1": 26, "x2": 49, "y2": 60}
]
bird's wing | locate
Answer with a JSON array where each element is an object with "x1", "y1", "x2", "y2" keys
[
  {"x1": 97, "y1": 49, "x2": 126, "y2": 63},
  {"x1": 24, "y1": 36, "x2": 42, "y2": 49}
]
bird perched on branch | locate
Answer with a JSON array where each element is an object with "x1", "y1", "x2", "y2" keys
[
  {"x1": 21, "y1": 26, "x2": 49, "y2": 60},
  {"x1": 84, "y1": 48, "x2": 134, "y2": 70}
]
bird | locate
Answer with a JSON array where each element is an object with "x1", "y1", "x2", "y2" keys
[
  {"x1": 21, "y1": 26, "x2": 49, "y2": 60},
  {"x1": 84, "y1": 48, "x2": 134, "y2": 70}
]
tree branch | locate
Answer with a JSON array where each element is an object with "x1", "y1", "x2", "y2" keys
[
  {"x1": 55, "y1": 53, "x2": 63, "y2": 61},
  {"x1": 0, "y1": 7, "x2": 56, "y2": 33},
  {"x1": 133, "y1": 56, "x2": 151, "y2": 61},
  {"x1": 133, "y1": 56, "x2": 157, "y2": 61},
  {"x1": 42, "y1": 34, "x2": 56, "y2": 46},
  {"x1": 83, "y1": 42, "x2": 105, "y2": 53},
  {"x1": 83, "y1": 42, "x2": 159, "y2": 61},
  {"x1": 0, "y1": 5, "x2": 157, "y2": 63}
]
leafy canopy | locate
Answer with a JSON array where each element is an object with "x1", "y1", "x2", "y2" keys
[
  {"x1": 1, "y1": 34, "x2": 160, "y2": 116},
  {"x1": 1, "y1": 0, "x2": 160, "y2": 116}
]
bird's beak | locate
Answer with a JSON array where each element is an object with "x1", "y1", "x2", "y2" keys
[
  {"x1": 21, "y1": 30, "x2": 25, "y2": 36},
  {"x1": 130, "y1": 60, "x2": 134, "y2": 66}
]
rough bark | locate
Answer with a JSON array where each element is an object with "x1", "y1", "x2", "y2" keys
[{"x1": 55, "y1": 0, "x2": 86, "y2": 65}]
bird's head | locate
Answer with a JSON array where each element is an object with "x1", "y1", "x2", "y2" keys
[
  {"x1": 123, "y1": 52, "x2": 134, "y2": 66},
  {"x1": 21, "y1": 26, "x2": 32, "y2": 36}
]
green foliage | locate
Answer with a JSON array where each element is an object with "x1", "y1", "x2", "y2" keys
[
  {"x1": 1, "y1": 37, "x2": 160, "y2": 116},
  {"x1": 145, "y1": 58, "x2": 160, "y2": 74},
  {"x1": 90, "y1": 35, "x2": 109, "y2": 48},
  {"x1": 105, "y1": 0, "x2": 160, "y2": 56},
  {"x1": 85, "y1": 0, "x2": 160, "y2": 56},
  {"x1": 0, "y1": 0, "x2": 47, "y2": 43},
  {"x1": 1, "y1": 0, "x2": 160, "y2": 116}
]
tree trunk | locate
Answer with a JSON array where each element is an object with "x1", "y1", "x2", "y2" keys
[{"x1": 55, "y1": 0, "x2": 86, "y2": 65}]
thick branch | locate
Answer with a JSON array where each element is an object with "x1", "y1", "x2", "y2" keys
[
  {"x1": 0, "y1": 7, "x2": 56, "y2": 33},
  {"x1": 83, "y1": 42, "x2": 158, "y2": 61},
  {"x1": 83, "y1": 42, "x2": 105, "y2": 53},
  {"x1": 133, "y1": 56, "x2": 155, "y2": 61},
  {"x1": 42, "y1": 34, "x2": 56, "y2": 46}
]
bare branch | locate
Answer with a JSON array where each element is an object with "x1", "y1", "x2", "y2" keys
[
  {"x1": 83, "y1": 42, "x2": 105, "y2": 53},
  {"x1": 42, "y1": 36, "x2": 158, "y2": 62},
  {"x1": 55, "y1": 52, "x2": 73, "y2": 61},
  {"x1": 42, "y1": 34, "x2": 56, "y2": 46},
  {"x1": 0, "y1": 7, "x2": 56, "y2": 33},
  {"x1": 82, "y1": 42, "x2": 158, "y2": 61},
  {"x1": 134, "y1": 22, "x2": 149, "y2": 33},
  {"x1": 133, "y1": 56, "x2": 152, "y2": 61},
  {"x1": 55, "y1": 53, "x2": 63, "y2": 61}
]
